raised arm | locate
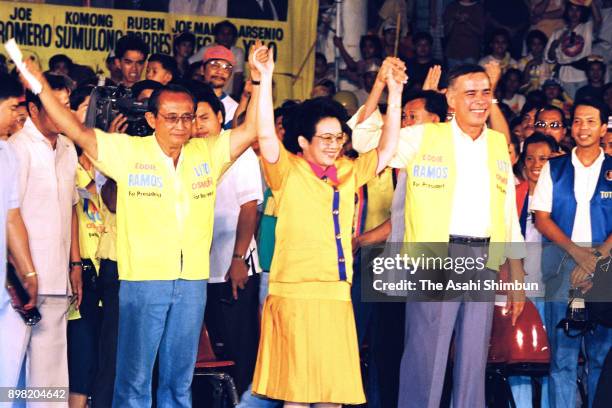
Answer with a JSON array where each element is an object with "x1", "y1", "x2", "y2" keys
[
  {"x1": 228, "y1": 43, "x2": 270, "y2": 160},
  {"x1": 357, "y1": 57, "x2": 406, "y2": 125},
  {"x1": 333, "y1": 36, "x2": 359, "y2": 72},
  {"x1": 375, "y1": 63, "x2": 406, "y2": 174},
  {"x1": 18, "y1": 59, "x2": 98, "y2": 159},
  {"x1": 484, "y1": 61, "x2": 510, "y2": 143},
  {"x1": 253, "y1": 45, "x2": 278, "y2": 164}
]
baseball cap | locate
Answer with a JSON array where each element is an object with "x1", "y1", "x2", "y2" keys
[{"x1": 203, "y1": 45, "x2": 236, "y2": 66}]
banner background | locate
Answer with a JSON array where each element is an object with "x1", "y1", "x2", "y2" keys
[{"x1": 0, "y1": 1, "x2": 318, "y2": 103}]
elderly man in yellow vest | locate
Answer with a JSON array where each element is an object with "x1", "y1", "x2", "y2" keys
[
  {"x1": 351, "y1": 64, "x2": 527, "y2": 408},
  {"x1": 16, "y1": 45, "x2": 270, "y2": 408}
]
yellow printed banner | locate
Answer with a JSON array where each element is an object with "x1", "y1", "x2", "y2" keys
[{"x1": 0, "y1": 1, "x2": 318, "y2": 103}]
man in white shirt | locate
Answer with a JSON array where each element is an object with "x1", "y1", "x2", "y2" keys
[
  {"x1": 1, "y1": 74, "x2": 81, "y2": 399},
  {"x1": 351, "y1": 64, "x2": 526, "y2": 408},
  {"x1": 199, "y1": 45, "x2": 240, "y2": 130},
  {"x1": 0, "y1": 75, "x2": 40, "y2": 390},
  {"x1": 192, "y1": 83, "x2": 263, "y2": 395},
  {"x1": 533, "y1": 99, "x2": 612, "y2": 408}
]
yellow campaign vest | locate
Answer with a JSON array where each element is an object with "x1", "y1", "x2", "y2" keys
[{"x1": 404, "y1": 123, "x2": 510, "y2": 270}]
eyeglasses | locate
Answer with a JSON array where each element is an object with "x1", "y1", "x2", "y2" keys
[
  {"x1": 208, "y1": 60, "x2": 233, "y2": 72},
  {"x1": 157, "y1": 112, "x2": 195, "y2": 127},
  {"x1": 535, "y1": 120, "x2": 564, "y2": 129},
  {"x1": 313, "y1": 132, "x2": 347, "y2": 146}
]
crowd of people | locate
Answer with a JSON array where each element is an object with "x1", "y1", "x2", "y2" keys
[{"x1": 0, "y1": 0, "x2": 612, "y2": 408}]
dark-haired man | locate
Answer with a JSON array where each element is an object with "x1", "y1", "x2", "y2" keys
[
  {"x1": 191, "y1": 20, "x2": 245, "y2": 96},
  {"x1": 16, "y1": 44, "x2": 269, "y2": 408},
  {"x1": 353, "y1": 64, "x2": 526, "y2": 408},
  {"x1": 114, "y1": 33, "x2": 149, "y2": 88},
  {"x1": 0, "y1": 74, "x2": 39, "y2": 389},
  {"x1": 533, "y1": 99, "x2": 612, "y2": 408},
  {"x1": 201, "y1": 45, "x2": 239, "y2": 129},
  {"x1": 192, "y1": 82, "x2": 263, "y2": 395},
  {"x1": 2, "y1": 73, "x2": 82, "y2": 395},
  {"x1": 534, "y1": 104, "x2": 568, "y2": 148},
  {"x1": 0, "y1": 74, "x2": 23, "y2": 139},
  {"x1": 406, "y1": 33, "x2": 444, "y2": 89},
  {"x1": 575, "y1": 57, "x2": 607, "y2": 102}
]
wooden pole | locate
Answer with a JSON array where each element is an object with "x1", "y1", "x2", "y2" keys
[{"x1": 393, "y1": 12, "x2": 401, "y2": 57}]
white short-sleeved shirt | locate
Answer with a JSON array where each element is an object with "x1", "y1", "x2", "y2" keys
[
  {"x1": 531, "y1": 148, "x2": 605, "y2": 244},
  {"x1": 348, "y1": 107, "x2": 526, "y2": 259},
  {"x1": 0, "y1": 141, "x2": 20, "y2": 306},
  {"x1": 209, "y1": 147, "x2": 263, "y2": 283},
  {"x1": 9, "y1": 119, "x2": 78, "y2": 295},
  {"x1": 221, "y1": 93, "x2": 239, "y2": 128},
  {"x1": 545, "y1": 21, "x2": 593, "y2": 83}
]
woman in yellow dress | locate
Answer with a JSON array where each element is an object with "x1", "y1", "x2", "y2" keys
[{"x1": 250, "y1": 48, "x2": 406, "y2": 406}]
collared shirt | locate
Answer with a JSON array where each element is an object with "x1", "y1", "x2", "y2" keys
[
  {"x1": 9, "y1": 118, "x2": 78, "y2": 295},
  {"x1": 0, "y1": 141, "x2": 20, "y2": 306},
  {"x1": 531, "y1": 148, "x2": 605, "y2": 243},
  {"x1": 210, "y1": 147, "x2": 263, "y2": 283},
  {"x1": 306, "y1": 160, "x2": 339, "y2": 184},
  {"x1": 91, "y1": 129, "x2": 231, "y2": 281},
  {"x1": 220, "y1": 93, "x2": 239, "y2": 129},
  {"x1": 348, "y1": 107, "x2": 525, "y2": 258}
]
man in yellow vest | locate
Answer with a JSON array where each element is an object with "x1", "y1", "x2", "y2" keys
[
  {"x1": 16, "y1": 45, "x2": 269, "y2": 408},
  {"x1": 352, "y1": 64, "x2": 527, "y2": 408}
]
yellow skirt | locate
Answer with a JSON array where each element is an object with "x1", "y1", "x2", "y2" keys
[{"x1": 252, "y1": 281, "x2": 366, "y2": 404}]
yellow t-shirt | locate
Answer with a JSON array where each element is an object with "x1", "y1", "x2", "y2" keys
[
  {"x1": 363, "y1": 167, "x2": 395, "y2": 232},
  {"x1": 75, "y1": 164, "x2": 103, "y2": 272},
  {"x1": 91, "y1": 129, "x2": 231, "y2": 281},
  {"x1": 96, "y1": 196, "x2": 117, "y2": 262},
  {"x1": 262, "y1": 144, "x2": 378, "y2": 285}
]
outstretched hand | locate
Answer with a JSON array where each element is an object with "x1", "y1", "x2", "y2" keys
[{"x1": 422, "y1": 65, "x2": 442, "y2": 91}]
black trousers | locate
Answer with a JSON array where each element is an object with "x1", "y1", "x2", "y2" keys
[
  {"x1": 67, "y1": 259, "x2": 101, "y2": 395},
  {"x1": 91, "y1": 259, "x2": 119, "y2": 408},
  {"x1": 205, "y1": 274, "x2": 260, "y2": 395}
]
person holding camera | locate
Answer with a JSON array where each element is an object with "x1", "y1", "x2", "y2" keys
[
  {"x1": 533, "y1": 99, "x2": 612, "y2": 407},
  {"x1": 15, "y1": 42, "x2": 270, "y2": 408}
]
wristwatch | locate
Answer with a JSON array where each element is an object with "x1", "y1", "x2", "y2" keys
[{"x1": 69, "y1": 261, "x2": 83, "y2": 268}]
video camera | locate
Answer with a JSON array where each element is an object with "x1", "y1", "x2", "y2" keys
[{"x1": 85, "y1": 85, "x2": 153, "y2": 137}]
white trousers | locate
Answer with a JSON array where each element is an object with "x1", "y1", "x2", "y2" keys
[{"x1": 0, "y1": 295, "x2": 69, "y2": 407}]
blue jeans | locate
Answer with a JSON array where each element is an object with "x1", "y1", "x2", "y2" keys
[
  {"x1": 546, "y1": 301, "x2": 612, "y2": 408},
  {"x1": 112, "y1": 279, "x2": 207, "y2": 408},
  {"x1": 544, "y1": 255, "x2": 612, "y2": 408}
]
